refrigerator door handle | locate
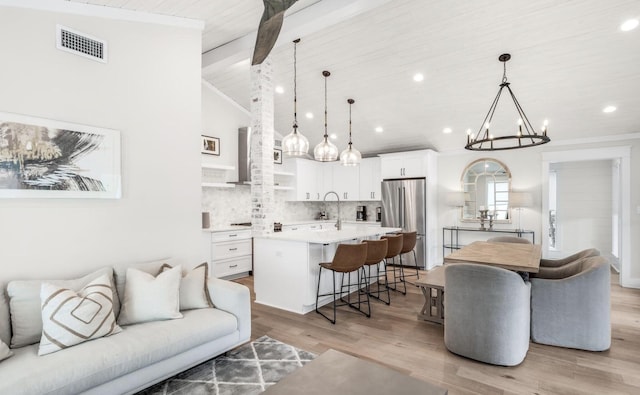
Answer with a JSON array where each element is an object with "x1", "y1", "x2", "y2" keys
[{"x1": 401, "y1": 187, "x2": 406, "y2": 229}]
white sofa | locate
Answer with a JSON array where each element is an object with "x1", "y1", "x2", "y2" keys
[{"x1": 0, "y1": 261, "x2": 251, "y2": 395}]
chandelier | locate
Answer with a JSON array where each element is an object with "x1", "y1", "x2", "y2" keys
[{"x1": 465, "y1": 53, "x2": 550, "y2": 151}]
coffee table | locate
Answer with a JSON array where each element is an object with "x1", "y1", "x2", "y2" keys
[{"x1": 263, "y1": 349, "x2": 447, "y2": 395}]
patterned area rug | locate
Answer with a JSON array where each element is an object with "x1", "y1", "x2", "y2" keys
[{"x1": 137, "y1": 336, "x2": 316, "y2": 395}]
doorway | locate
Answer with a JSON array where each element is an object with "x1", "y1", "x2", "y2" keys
[{"x1": 542, "y1": 146, "x2": 631, "y2": 286}]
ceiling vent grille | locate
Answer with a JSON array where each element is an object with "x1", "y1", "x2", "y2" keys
[{"x1": 56, "y1": 25, "x2": 107, "y2": 63}]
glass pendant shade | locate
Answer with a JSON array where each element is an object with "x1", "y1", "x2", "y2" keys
[
  {"x1": 340, "y1": 98, "x2": 361, "y2": 166},
  {"x1": 314, "y1": 138, "x2": 339, "y2": 161},
  {"x1": 314, "y1": 70, "x2": 338, "y2": 162},
  {"x1": 283, "y1": 38, "x2": 309, "y2": 156},
  {"x1": 340, "y1": 146, "x2": 361, "y2": 166},
  {"x1": 282, "y1": 127, "x2": 309, "y2": 156}
]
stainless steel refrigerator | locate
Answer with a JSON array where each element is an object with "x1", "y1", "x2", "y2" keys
[{"x1": 381, "y1": 178, "x2": 426, "y2": 268}]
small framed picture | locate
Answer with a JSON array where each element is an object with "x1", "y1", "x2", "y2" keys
[
  {"x1": 274, "y1": 148, "x2": 283, "y2": 164},
  {"x1": 202, "y1": 135, "x2": 220, "y2": 156}
]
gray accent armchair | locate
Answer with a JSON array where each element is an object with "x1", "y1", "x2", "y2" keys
[
  {"x1": 539, "y1": 248, "x2": 600, "y2": 267},
  {"x1": 530, "y1": 256, "x2": 611, "y2": 351},
  {"x1": 444, "y1": 263, "x2": 531, "y2": 366}
]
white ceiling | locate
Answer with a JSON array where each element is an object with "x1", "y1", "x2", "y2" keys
[{"x1": 69, "y1": 0, "x2": 640, "y2": 154}]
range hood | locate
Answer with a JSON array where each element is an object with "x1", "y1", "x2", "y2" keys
[{"x1": 236, "y1": 127, "x2": 251, "y2": 185}]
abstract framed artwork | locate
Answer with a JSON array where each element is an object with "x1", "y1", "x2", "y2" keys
[
  {"x1": 274, "y1": 148, "x2": 282, "y2": 164},
  {"x1": 202, "y1": 135, "x2": 220, "y2": 156},
  {"x1": 0, "y1": 112, "x2": 121, "y2": 199}
]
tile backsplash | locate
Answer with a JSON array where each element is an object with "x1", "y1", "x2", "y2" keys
[{"x1": 202, "y1": 187, "x2": 381, "y2": 229}]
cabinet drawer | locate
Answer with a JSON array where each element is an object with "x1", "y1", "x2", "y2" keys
[
  {"x1": 213, "y1": 239, "x2": 252, "y2": 260},
  {"x1": 211, "y1": 230, "x2": 251, "y2": 242},
  {"x1": 213, "y1": 256, "x2": 252, "y2": 278}
]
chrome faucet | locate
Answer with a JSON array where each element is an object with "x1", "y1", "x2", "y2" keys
[{"x1": 323, "y1": 191, "x2": 342, "y2": 230}]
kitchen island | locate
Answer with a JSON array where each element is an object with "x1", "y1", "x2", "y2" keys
[{"x1": 253, "y1": 226, "x2": 401, "y2": 314}]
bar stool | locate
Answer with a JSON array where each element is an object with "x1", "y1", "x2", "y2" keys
[
  {"x1": 362, "y1": 238, "x2": 390, "y2": 305},
  {"x1": 315, "y1": 243, "x2": 369, "y2": 324},
  {"x1": 381, "y1": 234, "x2": 406, "y2": 295},
  {"x1": 399, "y1": 231, "x2": 420, "y2": 284}
]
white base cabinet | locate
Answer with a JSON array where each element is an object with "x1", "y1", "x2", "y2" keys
[{"x1": 205, "y1": 229, "x2": 252, "y2": 279}]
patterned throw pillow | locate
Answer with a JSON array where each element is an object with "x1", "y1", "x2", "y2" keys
[
  {"x1": 117, "y1": 266, "x2": 183, "y2": 326},
  {"x1": 159, "y1": 263, "x2": 213, "y2": 310},
  {"x1": 38, "y1": 274, "x2": 121, "y2": 356},
  {"x1": 0, "y1": 340, "x2": 12, "y2": 362}
]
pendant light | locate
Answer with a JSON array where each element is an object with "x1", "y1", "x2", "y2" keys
[
  {"x1": 313, "y1": 70, "x2": 339, "y2": 162},
  {"x1": 281, "y1": 39, "x2": 309, "y2": 156},
  {"x1": 340, "y1": 98, "x2": 362, "y2": 166}
]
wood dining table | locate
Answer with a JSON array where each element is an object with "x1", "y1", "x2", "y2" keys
[{"x1": 443, "y1": 241, "x2": 542, "y2": 273}]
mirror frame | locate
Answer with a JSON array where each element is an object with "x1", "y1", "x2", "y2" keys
[{"x1": 460, "y1": 158, "x2": 512, "y2": 223}]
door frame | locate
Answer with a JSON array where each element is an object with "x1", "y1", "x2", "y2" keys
[{"x1": 541, "y1": 146, "x2": 631, "y2": 287}]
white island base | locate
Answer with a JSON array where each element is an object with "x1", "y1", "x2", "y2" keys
[{"x1": 253, "y1": 226, "x2": 401, "y2": 314}]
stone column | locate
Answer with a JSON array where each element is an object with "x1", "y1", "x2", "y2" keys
[{"x1": 249, "y1": 57, "x2": 275, "y2": 236}]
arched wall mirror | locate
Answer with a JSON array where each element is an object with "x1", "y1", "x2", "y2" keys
[{"x1": 460, "y1": 158, "x2": 512, "y2": 222}]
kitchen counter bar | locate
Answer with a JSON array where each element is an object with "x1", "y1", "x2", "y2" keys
[{"x1": 253, "y1": 227, "x2": 400, "y2": 314}]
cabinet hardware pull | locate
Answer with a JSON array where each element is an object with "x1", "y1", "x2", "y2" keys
[
  {"x1": 229, "y1": 248, "x2": 238, "y2": 251},
  {"x1": 229, "y1": 264, "x2": 238, "y2": 268},
  {"x1": 228, "y1": 234, "x2": 237, "y2": 237}
]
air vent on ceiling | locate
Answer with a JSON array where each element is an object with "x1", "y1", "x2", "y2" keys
[{"x1": 56, "y1": 25, "x2": 107, "y2": 63}]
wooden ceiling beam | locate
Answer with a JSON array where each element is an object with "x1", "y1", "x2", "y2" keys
[{"x1": 201, "y1": 0, "x2": 390, "y2": 75}]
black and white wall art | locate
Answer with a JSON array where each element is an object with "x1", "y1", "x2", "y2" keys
[{"x1": 0, "y1": 112, "x2": 121, "y2": 198}]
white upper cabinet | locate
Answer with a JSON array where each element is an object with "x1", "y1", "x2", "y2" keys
[
  {"x1": 379, "y1": 150, "x2": 437, "y2": 179},
  {"x1": 359, "y1": 157, "x2": 382, "y2": 201},
  {"x1": 284, "y1": 158, "x2": 318, "y2": 201},
  {"x1": 331, "y1": 162, "x2": 359, "y2": 201}
]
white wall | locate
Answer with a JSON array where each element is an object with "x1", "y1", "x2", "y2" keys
[
  {"x1": 0, "y1": 6, "x2": 203, "y2": 279},
  {"x1": 551, "y1": 160, "x2": 612, "y2": 256}
]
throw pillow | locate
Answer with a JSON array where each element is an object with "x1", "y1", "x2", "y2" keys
[
  {"x1": 117, "y1": 265, "x2": 183, "y2": 326},
  {"x1": 38, "y1": 274, "x2": 121, "y2": 356},
  {"x1": 7, "y1": 267, "x2": 118, "y2": 348},
  {"x1": 159, "y1": 263, "x2": 213, "y2": 310},
  {"x1": 0, "y1": 340, "x2": 12, "y2": 362}
]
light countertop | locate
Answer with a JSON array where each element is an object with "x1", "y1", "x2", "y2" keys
[
  {"x1": 254, "y1": 226, "x2": 401, "y2": 244},
  {"x1": 204, "y1": 219, "x2": 381, "y2": 233},
  {"x1": 202, "y1": 225, "x2": 251, "y2": 233}
]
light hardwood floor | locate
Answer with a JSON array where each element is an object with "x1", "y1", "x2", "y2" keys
[{"x1": 235, "y1": 270, "x2": 640, "y2": 395}]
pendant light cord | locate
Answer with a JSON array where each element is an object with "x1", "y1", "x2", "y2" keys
[
  {"x1": 323, "y1": 71, "x2": 330, "y2": 140},
  {"x1": 348, "y1": 100, "x2": 353, "y2": 147},
  {"x1": 293, "y1": 39, "x2": 299, "y2": 130}
]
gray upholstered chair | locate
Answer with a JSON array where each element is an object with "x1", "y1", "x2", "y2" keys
[
  {"x1": 530, "y1": 255, "x2": 610, "y2": 351},
  {"x1": 444, "y1": 263, "x2": 531, "y2": 366},
  {"x1": 487, "y1": 236, "x2": 532, "y2": 244},
  {"x1": 539, "y1": 248, "x2": 600, "y2": 267}
]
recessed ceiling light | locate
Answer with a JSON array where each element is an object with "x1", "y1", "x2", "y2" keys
[
  {"x1": 413, "y1": 73, "x2": 424, "y2": 82},
  {"x1": 443, "y1": 127, "x2": 453, "y2": 134},
  {"x1": 329, "y1": 133, "x2": 337, "y2": 140},
  {"x1": 305, "y1": 112, "x2": 313, "y2": 119},
  {"x1": 375, "y1": 126, "x2": 383, "y2": 133},
  {"x1": 621, "y1": 19, "x2": 639, "y2": 31},
  {"x1": 275, "y1": 85, "x2": 284, "y2": 94},
  {"x1": 603, "y1": 105, "x2": 617, "y2": 113}
]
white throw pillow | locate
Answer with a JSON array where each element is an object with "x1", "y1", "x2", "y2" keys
[
  {"x1": 38, "y1": 274, "x2": 121, "y2": 356},
  {"x1": 159, "y1": 263, "x2": 212, "y2": 310},
  {"x1": 0, "y1": 340, "x2": 12, "y2": 362},
  {"x1": 7, "y1": 267, "x2": 118, "y2": 348},
  {"x1": 117, "y1": 265, "x2": 183, "y2": 325}
]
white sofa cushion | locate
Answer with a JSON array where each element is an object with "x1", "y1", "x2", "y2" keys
[
  {"x1": 0, "y1": 340, "x2": 12, "y2": 362},
  {"x1": 6, "y1": 267, "x2": 118, "y2": 348},
  {"x1": 160, "y1": 263, "x2": 212, "y2": 310},
  {"x1": 38, "y1": 275, "x2": 122, "y2": 356},
  {"x1": 0, "y1": 308, "x2": 239, "y2": 395},
  {"x1": 117, "y1": 266, "x2": 182, "y2": 325}
]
